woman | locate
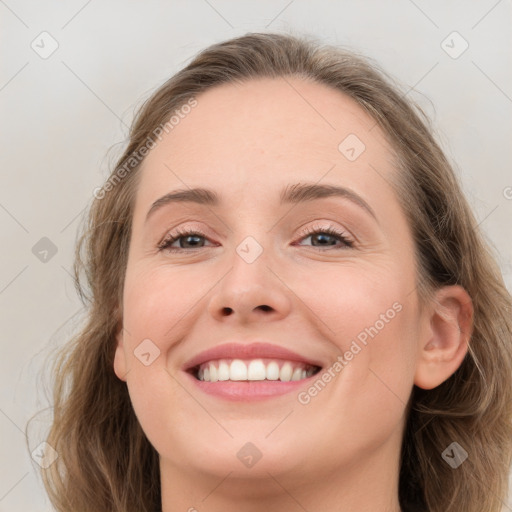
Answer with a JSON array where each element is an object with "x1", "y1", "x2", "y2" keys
[{"x1": 40, "y1": 32, "x2": 512, "y2": 511}]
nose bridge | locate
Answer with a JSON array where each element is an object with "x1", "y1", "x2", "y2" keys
[{"x1": 206, "y1": 232, "x2": 291, "y2": 322}]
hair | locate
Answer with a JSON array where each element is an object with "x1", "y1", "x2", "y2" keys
[{"x1": 35, "y1": 32, "x2": 512, "y2": 512}]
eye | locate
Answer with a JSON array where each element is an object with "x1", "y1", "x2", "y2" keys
[
  {"x1": 158, "y1": 228, "x2": 214, "y2": 252},
  {"x1": 294, "y1": 223, "x2": 354, "y2": 249},
  {"x1": 158, "y1": 223, "x2": 354, "y2": 253}
]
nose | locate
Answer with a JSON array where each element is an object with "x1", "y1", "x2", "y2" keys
[{"x1": 206, "y1": 242, "x2": 292, "y2": 324}]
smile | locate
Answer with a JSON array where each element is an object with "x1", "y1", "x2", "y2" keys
[
  {"x1": 194, "y1": 358, "x2": 321, "y2": 382},
  {"x1": 183, "y1": 341, "x2": 325, "y2": 400}
]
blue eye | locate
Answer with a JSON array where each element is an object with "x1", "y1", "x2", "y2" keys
[
  {"x1": 158, "y1": 228, "x2": 211, "y2": 252},
  {"x1": 295, "y1": 225, "x2": 354, "y2": 249},
  {"x1": 158, "y1": 225, "x2": 354, "y2": 253}
]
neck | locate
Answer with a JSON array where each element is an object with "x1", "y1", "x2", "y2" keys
[{"x1": 160, "y1": 441, "x2": 402, "y2": 512}]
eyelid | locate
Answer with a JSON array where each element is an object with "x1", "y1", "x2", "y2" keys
[
  {"x1": 293, "y1": 222, "x2": 355, "y2": 248},
  {"x1": 158, "y1": 225, "x2": 213, "y2": 250},
  {"x1": 158, "y1": 220, "x2": 356, "y2": 253}
]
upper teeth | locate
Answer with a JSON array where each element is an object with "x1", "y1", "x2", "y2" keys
[{"x1": 196, "y1": 359, "x2": 317, "y2": 382}]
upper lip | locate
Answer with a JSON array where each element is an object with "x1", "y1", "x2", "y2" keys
[{"x1": 183, "y1": 342, "x2": 324, "y2": 371}]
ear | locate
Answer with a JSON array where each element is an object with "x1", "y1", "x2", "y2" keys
[
  {"x1": 113, "y1": 322, "x2": 129, "y2": 382},
  {"x1": 414, "y1": 285, "x2": 474, "y2": 390}
]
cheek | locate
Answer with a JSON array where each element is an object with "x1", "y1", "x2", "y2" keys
[
  {"x1": 119, "y1": 266, "x2": 194, "y2": 433},
  {"x1": 291, "y1": 262, "x2": 418, "y2": 412},
  {"x1": 122, "y1": 264, "x2": 203, "y2": 350},
  {"x1": 120, "y1": 266, "x2": 198, "y2": 452},
  {"x1": 288, "y1": 261, "x2": 410, "y2": 349},
  {"x1": 291, "y1": 302, "x2": 417, "y2": 461}
]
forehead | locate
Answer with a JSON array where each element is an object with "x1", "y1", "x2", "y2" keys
[{"x1": 135, "y1": 77, "x2": 398, "y2": 213}]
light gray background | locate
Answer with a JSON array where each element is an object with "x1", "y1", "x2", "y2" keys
[{"x1": 1, "y1": 1, "x2": 511, "y2": 510}]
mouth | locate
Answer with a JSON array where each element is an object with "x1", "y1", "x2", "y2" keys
[
  {"x1": 189, "y1": 358, "x2": 322, "y2": 382},
  {"x1": 182, "y1": 342, "x2": 325, "y2": 401}
]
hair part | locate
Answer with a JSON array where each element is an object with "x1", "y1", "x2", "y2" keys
[{"x1": 37, "y1": 32, "x2": 512, "y2": 512}]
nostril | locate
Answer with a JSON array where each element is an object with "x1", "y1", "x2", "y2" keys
[{"x1": 258, "y1": 305, "x2": 272, "y2": 312}]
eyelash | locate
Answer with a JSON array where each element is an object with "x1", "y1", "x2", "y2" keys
[{"x1": 158, "y1": 224, "x2": 354, "y2": 253}]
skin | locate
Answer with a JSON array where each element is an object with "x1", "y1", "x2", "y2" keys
[{"x1": 113, "y1": 77, "x2": 473, "y2": 512}]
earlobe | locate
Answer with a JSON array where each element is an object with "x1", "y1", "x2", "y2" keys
[
  {"x1": 414, "y1": 285, "x2": 474, "y2": 390},
  {"x1": 113, "y1": 326, "x2": 128, "y2": 382}
]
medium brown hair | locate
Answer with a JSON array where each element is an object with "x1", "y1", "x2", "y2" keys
[{"x1": 37, "y1": 32, "x2": 512, "y2": 512}]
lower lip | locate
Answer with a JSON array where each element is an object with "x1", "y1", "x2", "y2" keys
[{"x1": 184, "y1": 371, "x2": 317, "y2": 401}]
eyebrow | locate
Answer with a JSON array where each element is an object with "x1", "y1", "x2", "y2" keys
[{"x1": 145, "y1": 182, "x2": 377, "y2": 223}]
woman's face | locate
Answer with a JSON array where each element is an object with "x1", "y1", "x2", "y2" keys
[{"x1": 114, "y1": 78, "x2": 431, "y2": 486}]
